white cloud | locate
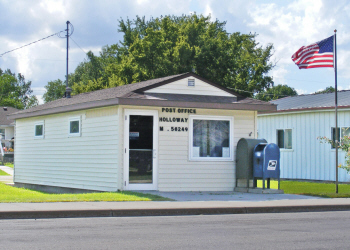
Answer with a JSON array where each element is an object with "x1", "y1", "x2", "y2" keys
[
  {"x1": 204, "y1": 4, "x2": 214, "y2": 19},
  {"x1": 337, "y1": 49, "x2": 350, "y2": 78},
  {"x1": 296, "y1": 88, "x2": 308, "y2": 95},
  {"x1": 0, "y1": 0, "x2": 349, "y2": 98},
  {"x1": 270, "y1": 66, "x2": 289, "y2": 85},
  {"x1": 39, "y1": 0, "x2": 65, "y2": 15},
  {"x1": 36, "y1": 95, "x2": 44, "y2": 105}
]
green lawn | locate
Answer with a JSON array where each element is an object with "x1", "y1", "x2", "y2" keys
[
  {"x1": 0, "y1": 183, "x2": 172, "y2": 203},
  {"x1": 257, "y1": 180, "x2": 350, "y2": 198},
  {"x1": 0, "y1": 170, "x2": 10, "y2": 176}
]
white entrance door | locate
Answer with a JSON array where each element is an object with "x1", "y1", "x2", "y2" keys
[{"x1": 124, "y1": 110, "x2": 158, "y2": 190}]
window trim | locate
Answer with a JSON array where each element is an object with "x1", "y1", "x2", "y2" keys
[
  {"x1": 0, "y1": 128, "x2": 5, "y2": 139},
  {"x1": 188, "y1": 115, "x2": 234, "y2": 161},
  {"x1": 34, "y1": 121, "x2": 45, "y2": 139},
  {"x1": 331, "y1": 127, "x2": 350, "y2": 149},
  {"x1": 68, "y1": 116, "x2": 81, "y2": 137},
  {"x1": 276, "y1": 128, "x2": 293, "y2": 150}
]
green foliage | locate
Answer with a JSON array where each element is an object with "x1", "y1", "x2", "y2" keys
[
  {"x1": 107, "y1": 15, "x2": 275, "y2": 96},
  {"x1": 45, "y1": 14, "x2": 275, "y2": 98},
  {"x1": 255, "y1": 84, "x2": 298, "y2": 101},
  {"x1": 314, "y1": 86, "x2": 335, "y2": 94},
  {"x1": 0, "y1": 68, "x2": 37, "y2": 109},
  {"x1": 4, "y1": 163, "x2": 13, "y2": 168},
  {"x1": 72, "y1": 78, "x2": 106, "y2": 95},
  {"x1": 25, "y1": 96, "x2": 39, "y2": 109},
  {"x1": 318, "y1": 134, "x2": 350, "y2": 173},
  {"x1": 43, "y1": 79, "x2": 66, "y2": 103}
]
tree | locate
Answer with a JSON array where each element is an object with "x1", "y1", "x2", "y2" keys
[
  {"x1": 106, "y1": 15, "x2": 275, "y2": 96},
  {"x1": 0, "y1": 68, "x2": 38, "y2": 109},
  {"x1": 25, "y1": 95, "x2": 39, "y2": 109},
  {"x1": 45, "y1": 14, "x2": 275, "y2": 97},
  {"x1": 43, "y1": 79, "x2": 66, "y2": 103},
  {"x1": 314, "y1": 86, "x2": 335, "y2": 94},
  {"x1": 255, "y1": 84, "x2": 298, "y2": 101},
  {"x1": 318, "y1": 134, "x2": 350, "y2": 173}
]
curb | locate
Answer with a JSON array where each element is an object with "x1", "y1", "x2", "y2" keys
[{"x1": 2, "y1": 204, "x2": 350, "y2": 220}]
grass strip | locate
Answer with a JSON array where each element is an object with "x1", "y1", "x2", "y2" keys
[
  {"x1": 0, "y1": 183, "x2": 172, "y2": 203},
  {"x1": 0, "y1": 170, "x2": 10, "y2": 176},
  {"x1": 257, "y1": 180, "x2": 350, "y2": 198}
]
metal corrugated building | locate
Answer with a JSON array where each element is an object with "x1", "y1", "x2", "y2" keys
[{"x1": 258, "y1": 90, "x2": 350, "y2": 182}]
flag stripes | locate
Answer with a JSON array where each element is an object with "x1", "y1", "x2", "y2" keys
[{"x1": 291, "y1": 36, "x2": 334, "y2": 69}]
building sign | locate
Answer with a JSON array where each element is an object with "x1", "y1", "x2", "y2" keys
[
  {"x1": 161, "y1": 108, "x2": 196, "y2": 114},
  {"x1": 159, "y1": 117, "x2": 188, "y2": 123},
  {"x1": 159, "y1": 108, "x2": 195, "y2": 132}
]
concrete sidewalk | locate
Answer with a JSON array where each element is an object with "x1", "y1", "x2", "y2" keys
[
  {"x1": 1, "y1": 194, "x2": 350, "y2": 220},
  {"x1": 1, "y1": 166, "x2": 350, "y2": 219}
]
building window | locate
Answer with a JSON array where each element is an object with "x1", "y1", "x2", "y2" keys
[
  {"x1": 0, "y1": 128, "x2": 5, "y2": 139},
  {"x1": 189, "y1": 115, "x2": 233, "y2": 161},
  {"x1": 276, "y1": 129, "x2": 292, "y2": 149},
  {"x1": 69, "y1": 117, "x2": 81, "y2": 136},
  {"x1": 188, "y1": 79, "x2": 195, "y2": 87},
  {"x1": 331, "y1": 127, "x2": 350, "y2": 148},
  {"x1": 34, "y1": 122, "x2": 44, "y2": 139}
]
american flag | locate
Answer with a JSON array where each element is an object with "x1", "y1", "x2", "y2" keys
[{"x1": 291, "y1": 35, "x2": 334, "y2": 69}]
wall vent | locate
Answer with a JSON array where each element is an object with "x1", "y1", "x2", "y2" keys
[{"x1": 188, "y1": 79, "x2": 195, "y2": 87}]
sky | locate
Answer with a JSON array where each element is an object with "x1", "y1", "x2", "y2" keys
[{"x1": 0, "y1": 0, "x2": 349, "y2": 103}]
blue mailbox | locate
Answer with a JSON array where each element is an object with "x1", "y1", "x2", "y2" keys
[{"x1": 253, "y1": 143, "x2": 280, "y2": 189}]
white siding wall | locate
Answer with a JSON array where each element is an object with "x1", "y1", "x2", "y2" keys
[
  {"x1": 5, "y1": 127, "x2": 14, "y2": 140},
  {"x1": 258, "y1": 109, "x2": 350, "y2": 182},
  {"x1": 14, "y1": 106, "x2": 119, "y2": 191},
  {"x1": 121, "y1": 106, "x2": 256, "y2": 191},
  {"x1": 0, "y1": 126, "x2": 14, "y2": 140},
  {"x1": 144, "y1": 76, "x2": 235, "y2": 97}
]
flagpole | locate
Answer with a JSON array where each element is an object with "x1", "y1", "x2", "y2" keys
[{"x1": 334, "y1": 29, "x2": 338, "y2": 193}]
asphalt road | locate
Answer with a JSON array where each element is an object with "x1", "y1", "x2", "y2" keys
[{"x1": 1, "y1": 211, "x2": 350, "y2": 249}]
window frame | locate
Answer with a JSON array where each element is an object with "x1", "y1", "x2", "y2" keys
[
  {"x1": 68, "y1": 116, "x2": 81, "y2": 137},
  {"x1": 34, "y1": 121, "x2": 45, "y2": 139},
  {"x1": 331, "y1": 127, "x2": 350, "y2": 149},
  {"x1": 188, "y1": 115, "x2": 234, "y2": 161},
  {"x1": 0, "y1": 128, "x2": 5, "y2": 139},
  {"x1": 276, "y1": 128, "x2": 293, "y2": 150}
]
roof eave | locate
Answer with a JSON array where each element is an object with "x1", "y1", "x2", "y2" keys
[
  {"x1": 8, "y1": 98, "x2": 120, "y2": 120},
  {"x1": 258, "y1": 105, "x2": 350, "y2": 115},
  {"x1": 9, "y1": 96, "x2": 276, "y2": 120},
  {"x1": 118, "y1": 98, "x2": 276, "y2": 111}
]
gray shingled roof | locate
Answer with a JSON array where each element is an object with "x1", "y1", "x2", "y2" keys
[
  {"x1": 9, "y1": 72, "x2": 276, "y2": 119},
  {"x1": 11, "y1": 73, "x2": 188, "y2": 116},
  {"x1": 0, "y1": 107, "x2": 19, "y2": 125},
  {"x1": 271, "y1": 90, "x2": 350, "y2": 111}
]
